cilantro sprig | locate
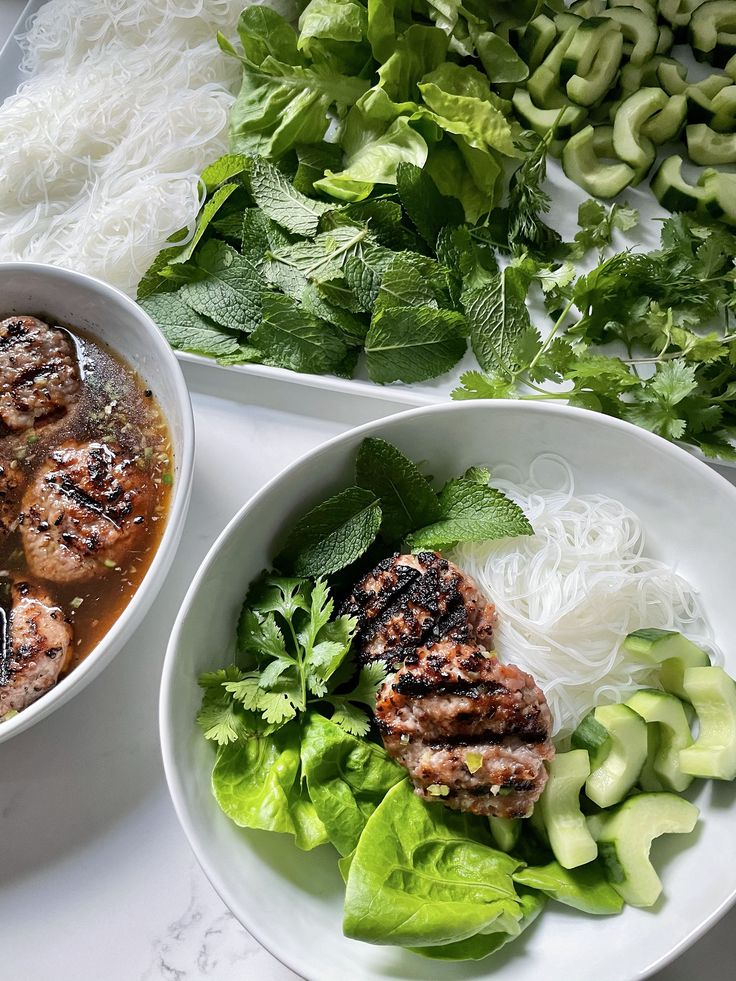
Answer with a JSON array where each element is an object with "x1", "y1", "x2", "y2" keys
[{"x1": 197, "y1": 576, "x2": 382, "y2": 743}]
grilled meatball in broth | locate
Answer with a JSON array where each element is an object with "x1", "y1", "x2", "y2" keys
[{"x1": 0, "y1": 316, "x2": 80, "y2": 433}]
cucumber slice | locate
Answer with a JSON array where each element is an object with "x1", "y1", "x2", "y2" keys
[
  {"x1": 561, "y1": 18, "x2": 620, "y2": 85},
  {"x1": 657, "y1": 23, "x2": 675, "y2": 54},
  {"x1": 641, "y1": 93, "x2": 687, "y2": 142},
  {"x1": 488, "y1": 816, "x2": 521, "y2": 853},
  {"x1": 710, "y1": 84, "x2": 736, "y2": 130},
  {"x1": 627, "y1": 689, "x2": 694, "y2": 792},
  {"x1": 622, "y1": 628, "x2": 710, "y2": 700},
  {"x1": 589, "y1": 793, "x2": 699, "y2": 907},
  {"x1": 518, "y1": 14, "x2": 558, "y2": 73},
  {"x1": 657, "y1": 59, "x2": 689, "y2": 94},
  {"x1": 573, "y1": 704, "x2": 648, "y2": 808},
  {"x1": 599, "y1": 7, "x2": 659, "y2": 66},
  {"x1": 569, "y1": 0, "x2": 607, "y2": 15},
  {"x1": 659, "y1": 0, "x2": 709, "y2": 41},
  {"x1": 562, "y1": 124, "x2": 636, "y2": 196},
  {"x1": 567, "y1": 31, "x2": 625, "y2": 107},
  {"x1": 690, "y1": 0, "x2": 736, "y2": 64},
  {"x1": 539, "y1": 750, "x2": 598, "y2": 869},
  {"x1": 701, "y1": 170, "x2": 736, "y2": 224},
  {"x1": 612, "y1": 87, "x2": 667, "y2": 173},
  {"x1": 687, "y1": 122, "x2": 736, "y2": 163},
  {"x1": 611, "y1": 0, "x2": 658, "y2": 14},
  {"x1": 512, "y1": 90, "x2": 587, "y2": 142},
  {"x1": 651, "y1": 154, "x2": 711, "y2": 211},
  {"x1": 680, "y1": 666, "x2": 736, "y2": 779},
  {"x1": 528, "y1": 28, "x2": 577, "y2": 109},
  {"x1": 727, "y1": 53, "x2": 736, "y2": 79}
]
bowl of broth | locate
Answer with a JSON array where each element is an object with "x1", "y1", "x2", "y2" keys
[{"x1": 0, "y1": 263, "x2": 194, "y2": 742}]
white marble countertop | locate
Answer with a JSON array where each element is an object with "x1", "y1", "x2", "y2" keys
[{"x1": 2, "y1": 3, "x2": 736, "y2": 979}]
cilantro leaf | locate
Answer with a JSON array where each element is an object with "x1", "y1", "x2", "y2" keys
[
  {"x1": 355, "y1": 436, "x2": 442, "y2": 542},
  {"x1": 451, "y1": 370, "x2": 514, "y2": 400},
  {"x1": 196, "y1": 667, "x2": 268, "y2": 744},
  {"x1": 325, "y1": 662, "x2": 388, "y2": 737},
  {"x1": 276, "y1": 486, "x2": 382, "y2": 577},
  {"x1": 179, "y1": 239, "x2": 264, "y2": 332},
  {"x1": 365, "y1": 306, "x2": 467, "y2": 383},
  {"x1": 407, "y1": 475, "x2": 533, "y2": 550},
  {"x1": 570, "y1": 199, "x2": 639, "y2": 257}
]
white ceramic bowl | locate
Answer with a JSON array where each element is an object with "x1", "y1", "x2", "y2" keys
[
  {"x1": 161, "y1": 401, "x2": 736, "y2": 981},
  {"x1": 0, "y1": 262, "x2": 194, "y2": 742}
]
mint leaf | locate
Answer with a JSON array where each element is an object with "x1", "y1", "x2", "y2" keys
[
  {"x1": 374, "y1": 253, "x2": 452, "y2": 313},
  {"x1": 141, "y1": 291, "x2": 241, "y2": 357},
  {"x1": 407, "y1": 476, "x2": 533, "y2": 549},
  {"x1": 265, "y1": 224, "x2": 369, "y2": 300},
  {"x1": 365, "y1": 306, "x2": 466, "y2": 383},
  {"x1": 250, "y1": 157, "x2": 332, "y2": 237},
  {"x1": 355, "y1": 437, "x2": 442, "y2": 542},
  {"x1": 201, "y1": 153, "x2": 252, "y2": 193},
  {"x1": 179, "y1": 240, "x2": 264, "y2": 331},
  {"x1": 343, "y1": 242, "x2": 395, "y2": 309},
  {"x1": 463, "y1": 266, "x2": 538, "y2": 378},
  {"x1": 300, "y1": 283, "x2": 367, "y2": 345},
  {"x1": 276, "y1": 486, "x2": 382, "y2": 576},
  {"x1": 170, "y1": 183, "x2": 240, "y2": 265},
  {"x1": 251, "y1": 292, "x2": 348, "y2": 374},
  {"x1": 396, "y1": 162, "x2": 464, "y2": 246}
]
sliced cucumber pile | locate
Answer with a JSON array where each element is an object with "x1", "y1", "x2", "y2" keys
[
  {"x1": 525, "y1": 631, "x2": 736, "y2": 910},
  {"x1": 504, "y1": 0, "x2": 736, "y2": 219}
]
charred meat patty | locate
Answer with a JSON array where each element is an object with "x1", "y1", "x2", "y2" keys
[
  {"x1": 20, "y1": 440, "x2": 154, "y2": 583},
  {"x1": 341, "y1": 552, "x2": 496, "y2": 670},
  {"x1": 0, "y1": 315, "x2": 81, "y2": 433},
  {"x1": 0, "y1": 456, "x2": 25, "y2": 538},
  {"x1": 1, "y1": 580, "x2": 73, "y2": 715},
  {"x1": 376, "y1": 641, "x2": 554, "y2": 818}
]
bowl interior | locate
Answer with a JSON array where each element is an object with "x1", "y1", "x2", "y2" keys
[
  {"x1": 0, "y1": 263, "x2": 194, "y2": 742},
  {"x1": 161, "y1": 401, "x2": 736, "y2": 981}
]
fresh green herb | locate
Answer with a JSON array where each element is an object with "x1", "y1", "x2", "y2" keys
[{"x1": 276, "y1": 487, "x2": 382, "y2": 577}]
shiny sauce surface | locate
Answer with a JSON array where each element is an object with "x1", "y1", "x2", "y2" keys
[{"x1": 0, "y1": 322, "x2": 172, "y2": 672}]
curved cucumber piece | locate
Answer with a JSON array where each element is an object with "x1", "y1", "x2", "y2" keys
[
  {"x1": 710, "y1": 84, "x2": 736, "y2": 130},
  {"x1": 600, "y1": 6, "x2": 659, "y2": 65},
  {"x1": 573, "y1": 704, "x2": 648, "y2": 808},
  {"x1": 680, "y1": 666, "x2": 736, "y2": 780},
  {"x1": 701, "y1": 170, "x2": 736, "y2": 225},
  {"x1": 623, "y1": 628, "x2": 710, "y2": 700},
  {"x1": 657, "y1": 59, "x2": 689, "y2": 94},
  {"x1": 528, "y1": 28, "x2": 577, "y2": 109},
  {"x1": 687, "y1": 123, "x2": 736, "y2": 164},
  {"x1": 641, "y1": 93, "x2": 687, "y2": 142},
  {"x1": 613, "y1": 87, "x2": 667, "y2": 173},
  {"x1": 651, "y1": 155, "x2": 709, "y2": 212},
  {"x1": 512, "y1": 90, "x2": 587, "y2": 142},
  {"x1": 690, "y1": 1, "x2": 736, "y2": 64},
  {"x1": 562, "y1": 124, "x2": 636, "y2": 197},
  {"x1": 590, "y1": 792, "x2": 699, "y2": 907},
  {"x1": 561, "y1": 17, "x2": 619, "y2": 84},
  {"x1": 567, "y1": 31, "x2": 625, "y2": 107},
  {"x1": 539, "y1": 750, "x2": 598, "y2": 869},
  {"x1": 517, "y1": 14, "x2": 558, "y2": 72},
  {"x1": 627, "y1": 689, "x2": 694, "y2": 792},
  {"x1": 488, "y1": 816, "x2": 521, "y2": 853},
  {"x1": 657, "y1": 23, "x2": 675, "y2": 53}
]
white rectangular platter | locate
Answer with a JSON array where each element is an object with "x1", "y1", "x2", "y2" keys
[{"x1": 1, "y1": 3, "x2": 735, "y2": 981}]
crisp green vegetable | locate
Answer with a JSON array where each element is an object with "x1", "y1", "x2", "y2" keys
[
  {"x1": 679, "y1": 665, "x2": 736, "y2": 780},
  {"x1": 343, "y1": 780, "x2": 530, "y2": 950},
  {"x1": 513, "y1": 860, "x2": 624, "y2": 914},
  {"x1": 275, "y1": 436, "x2": 531, "y2": 576},
  {"x1": 539, "y1": 749, "x2": 598, "y2": 868},
  {"x1": 627, "y1": 688, "x2": 694, "y2": 792},
  {"x1": 573, "y1": 704, "x2": 648, "y2": 808}
]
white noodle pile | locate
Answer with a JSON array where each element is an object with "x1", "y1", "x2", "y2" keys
[
  {"x1": 451, "y1": 455, "x2": 720, "y2": 739},
  {"x1": 0, "y1": 0, "x2": 251, "y2": 294}
]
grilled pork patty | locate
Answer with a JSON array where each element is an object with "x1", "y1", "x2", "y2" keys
[
  {"x1": 0, "y1": 315, "x2": 80, "y2": 433},
  {"x1": 0, "y1": 580, "x2": 73, "y2": 715},
  {"x1": 376, "y1": 641, "x2": 554, "y2": 818},
  {"x1": 20, "y1": 440, "x2": 154, "y2": 582},
  {"x1": 341, "y1": 551, "x2": 496, "y2": 671}
]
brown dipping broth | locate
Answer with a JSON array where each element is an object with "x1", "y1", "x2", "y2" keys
[{"x1": 0, "y1": 322, "x2": 172, "y2": 672}]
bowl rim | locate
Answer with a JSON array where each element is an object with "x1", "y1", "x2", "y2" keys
[
  {"x1": 0, "y1": 261, "x2": 195, "y2": 743},
  {"x1": 159, "y1": 398, "x2": 736, "y2": 981}
]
